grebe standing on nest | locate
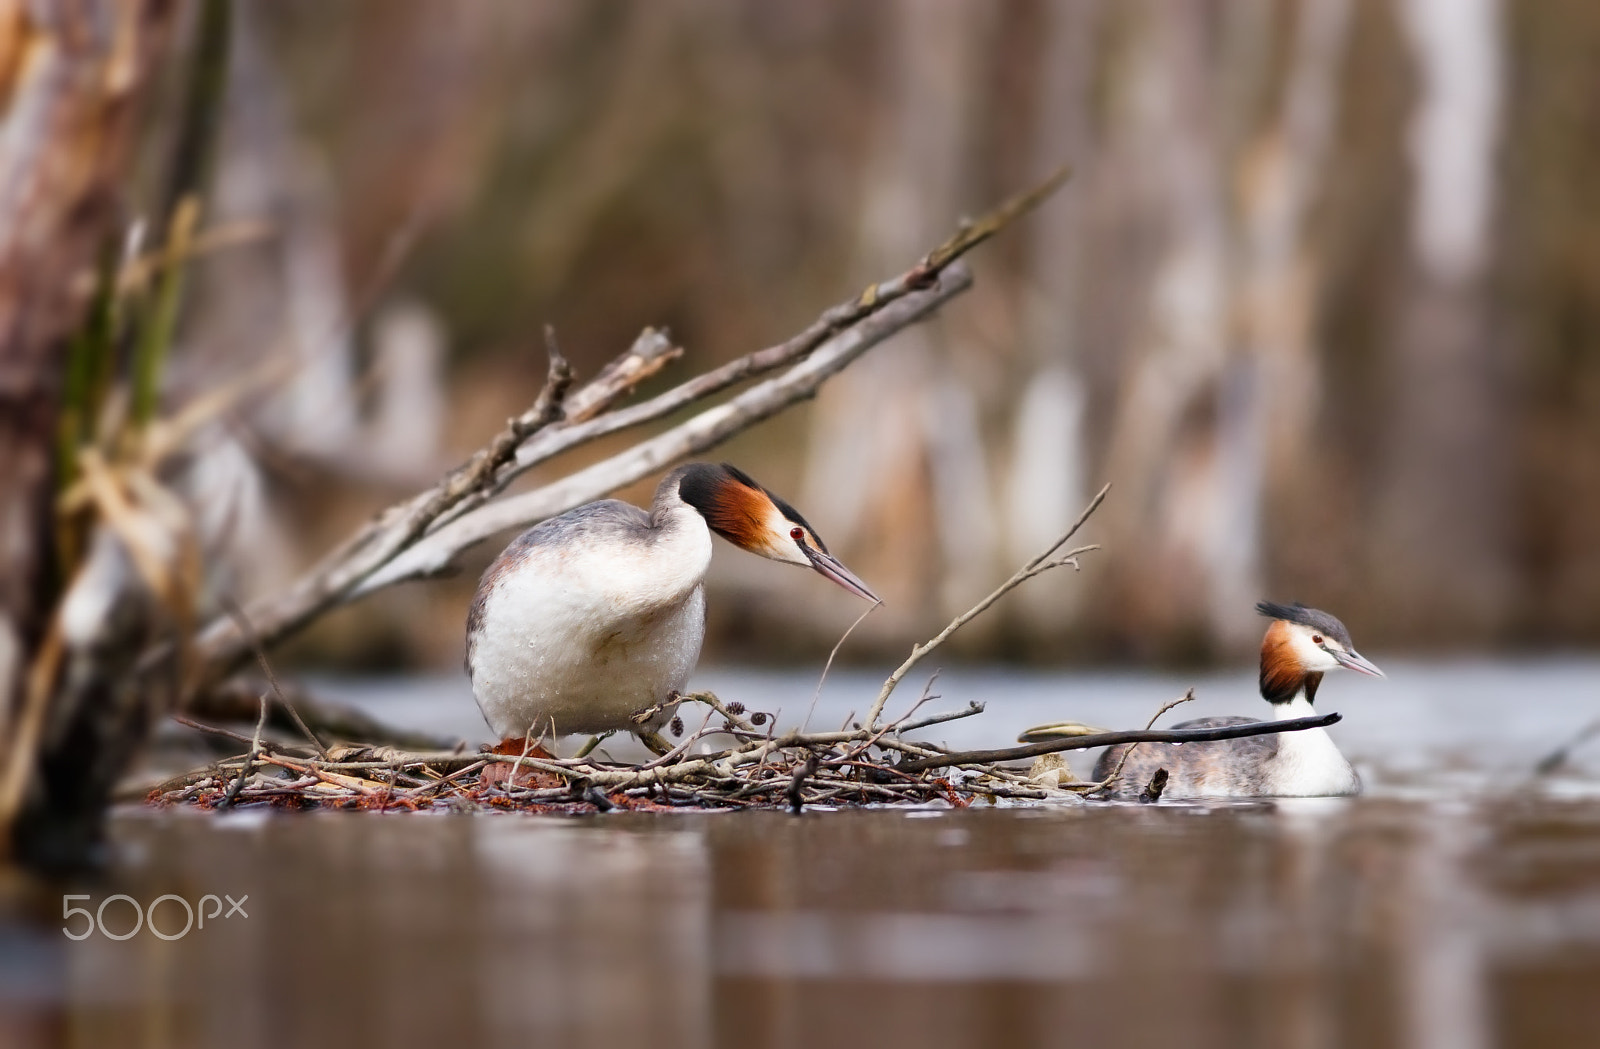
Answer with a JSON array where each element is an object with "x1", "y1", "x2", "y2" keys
[
  {"x1": 1033, "y1": 602, "x2": 1383, "y2": 798},
  {"x1": 465, "y1": 462, "x2": 878, "y2": 753}
]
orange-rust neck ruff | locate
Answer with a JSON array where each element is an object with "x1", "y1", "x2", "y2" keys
[{"x1": 1259, "y1": 619, "x2": 1318, "y2": 703}]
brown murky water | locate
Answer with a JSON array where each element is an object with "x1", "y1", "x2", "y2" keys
[
  {"x1": 2, "y1": 795, "x2": 1600, "y2": 1048},
  {"x1": 5, "y1": 660, "x2": 1600, "y2": 1048}
]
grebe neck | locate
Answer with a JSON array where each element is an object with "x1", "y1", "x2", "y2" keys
[
  {"x1": 1271, "y1": 694, "x2": 1317, "y2": 721},
  {"x1": 1267, "y1": 671, "x2": 1322, "y2": 720}
]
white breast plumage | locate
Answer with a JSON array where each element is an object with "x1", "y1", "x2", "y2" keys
[
  {"x1": 1262, "y1": 697, "x2": 1361, "y2": 796},
  {"x1": 467, "y1": 503, "x2": 713, "y2": 739}
]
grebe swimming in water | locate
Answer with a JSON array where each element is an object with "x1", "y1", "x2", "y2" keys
[
  {"x1": 1031, "y1": 602, "x2": 1384, "y2": 798},
  {"x1": 465, "y1": 462, "x2": 878, "y2": 752}
]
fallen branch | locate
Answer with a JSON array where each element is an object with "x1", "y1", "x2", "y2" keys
[
  {"x1": 187, "y1": 165, "x2": 1072, "y2": 685},
  {"x1": 186, "y1": 325, "x2": 592, "y2": 681},
  {"x1": 362, "y1": 265, "x2": 974, "y2": 590},
  {"x1": 892, "y1": 712, "x2": 1343, "y2": 774}
]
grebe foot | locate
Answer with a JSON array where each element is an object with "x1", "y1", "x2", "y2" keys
[
  {"x1": 572, "y1": 731, "x2": 615, "y2": 760},
  {"x1": 636, "y1": 730, "x2": 673, "y2": 757}
]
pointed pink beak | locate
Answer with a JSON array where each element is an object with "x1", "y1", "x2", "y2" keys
[
  {"x1": 805, "y1": 547, "x2": 881, "y2": 603},
  {"x1": 1334, "y1": 648, "x2": 1385, "y2": 678}
]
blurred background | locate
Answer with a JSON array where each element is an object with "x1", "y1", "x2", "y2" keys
[
  {"x1": 9, "y1": 8, "x2": 1600, "y2": 1043},
  {"x1": 169, "y1": 0, "x2": 1600, "y2": 673}
]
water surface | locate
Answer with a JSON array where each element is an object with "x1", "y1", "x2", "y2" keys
[{"x1": 3, "y1": 660, "x2": 1599, "y2": 1048}]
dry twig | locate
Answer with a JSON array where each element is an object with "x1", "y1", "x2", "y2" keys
[
  {"x1": 221, "y1": 597, "x2": 326, "y2": 758},
  {"x1": 1086, "y1": 689, "x2": 1196, "y2": 791},
  {"x1": 864, "y1": 483, "x2": 1109, "y2": 729},
  {"x1": 215, "y1": 693, "x2": 268, "y2": 811}
]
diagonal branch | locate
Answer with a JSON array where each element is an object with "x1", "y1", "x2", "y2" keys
[
  {"x1": 187, "y1": 166, "x2": 1072, "y2": 681},
  {"x1": 187, "y1": 327, "x2": 595, "y2": 677},
  {"x1": 359, "y1": 265, "x2": 973, "y2": 591}
]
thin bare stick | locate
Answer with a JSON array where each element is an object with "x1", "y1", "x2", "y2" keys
[
  {"x1": 638, "y1": 708, "x2": 718, "y2": 770},
  {"x1": 1085, "y1": 690, "x2": 1196, "y2": 793},
  {"x1": 864, "y1": 484, "x2": 1110, "y2": 729},
  {"x1": 801, "y1": 601, "x2": 879, "y2": 733},
  {"x1": 895, "y1": 672, "x2": 943, "y2": 727},
  {"x1": 215, "y1": 692, "x2": 269, "y2": 811},
  {"x1": 896, "y1": 702, "x2": 985, "y2": 735},
  {"x1": 258, "y1": 754, "x2": 382, "y2": 795},
  {"x1": 221, "y1": 598, "x2": 327, "y2": 758},
  {"x1": 189, "y1": 679, "x2": 461, "y2": 752},
  {"x1": 171, "y1": 715, "x2": 271, "y2": 749},
  {"x1": 474, "y1": 165, "x2": 1072, "y2": 505},
  {"x1": 401, "y1": 760, "x2": 486, "y2": 799},
  {"x1": 504, "y1": 728, "x2": 542, "y2": 790},
  {"x1": 788, "y1": 754, "x2": 820, "y2": 813}
]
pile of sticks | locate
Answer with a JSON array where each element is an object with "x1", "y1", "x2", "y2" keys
[
  {"x1": 148, "y1": 691, "x2": 1339, "y2": 813},
  {"x1": 149, "y1": 694, "x2": 1036, "y2": 814}
]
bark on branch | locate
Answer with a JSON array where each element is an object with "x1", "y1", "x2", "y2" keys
[
  {"x1": 358, "y1": 265, "x2": 973, "y2": 592},
  {"x1": 189, "y1": 165, "x2": 1071, "y2": 683}
]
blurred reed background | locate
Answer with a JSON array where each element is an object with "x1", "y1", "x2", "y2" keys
[{"x1": 171, "y1": 0, "x2": 1600, "y2": 670}]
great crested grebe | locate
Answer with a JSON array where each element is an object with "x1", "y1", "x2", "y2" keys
[
  {"x1": 465, "y1": 462, "x2": 878, "y2": 752},
  {"x1": 1076, "y1": 602, "x2": 1382, "y2": 798}
]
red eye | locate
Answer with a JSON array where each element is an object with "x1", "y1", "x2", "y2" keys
[
  {"x1": 790, "y1": 527, "x2": 805, "y2": 541},
  {"x1": 1311, "y1": 634, "x2": 1323, "y2": 645}
]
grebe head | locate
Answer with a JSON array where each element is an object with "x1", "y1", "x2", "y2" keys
[
  {"x1": 1256, "y1": 601, "x2": 1383, "y2": 703},
  {"x1": 673, "y1": 463, "x2": 880, "y2": 602}
]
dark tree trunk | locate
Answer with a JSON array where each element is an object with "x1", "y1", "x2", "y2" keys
[{"x1": 0, "y1": 0, "x2": 176, "y2": 863}]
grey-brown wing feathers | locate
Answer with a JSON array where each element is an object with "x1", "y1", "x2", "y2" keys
[{"x1": 1093, "y1": 715, "x2": 1281, "y2": 796}]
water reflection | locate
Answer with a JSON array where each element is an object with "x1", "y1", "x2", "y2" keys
[
  {"x1": 474, "y1": 823, "x2": 712, "y2": 1044},
  {"x1": 3, "y1": 796, "x2": 1600, "y2": 1048}
]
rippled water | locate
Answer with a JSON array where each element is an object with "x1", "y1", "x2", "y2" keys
[{"x1": 3, "y1": 659, "x2": 1600, "y2": 1048}]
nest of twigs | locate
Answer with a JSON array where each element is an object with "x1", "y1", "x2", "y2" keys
[
  {"x1": 148, "y1": 692, "x2": 1046, "y2": 814},
  {"x1": 146, "y1": 686, "x2": 1340, "y2": 814}
]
